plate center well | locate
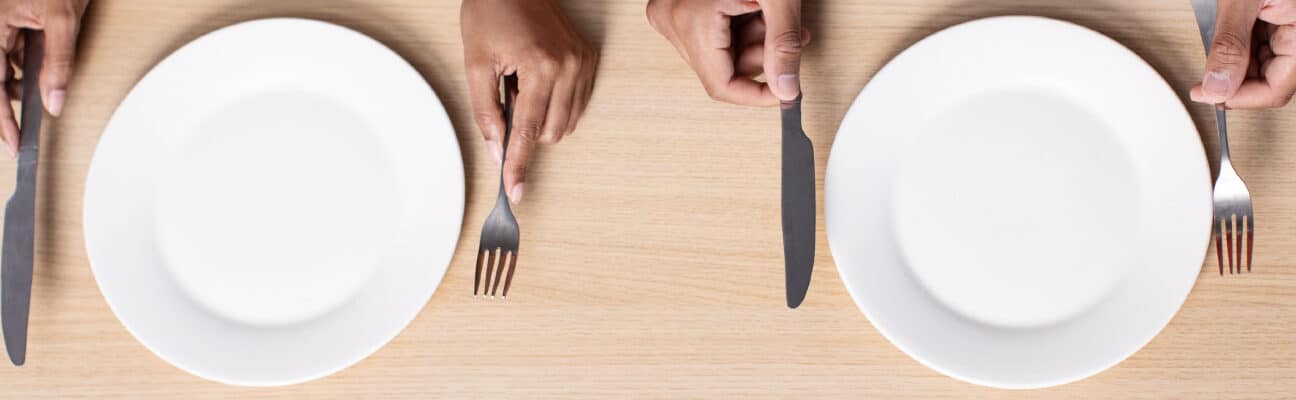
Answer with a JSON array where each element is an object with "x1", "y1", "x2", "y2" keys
[
  {"x1": 893, "y1": 88, "x2": 1138, "y2": 329},
  {"x1": 154, "y1": 90, "x2": 398, "y2": 326}
]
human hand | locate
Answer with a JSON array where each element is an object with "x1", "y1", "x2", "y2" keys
[
  {"x1": 647, "y1": 0, "x2": 808, "y2": 106},
  {"x1": 1191, "y1": 0, "x2": 1296, "y2": 109},
  {"x1": 461, "y1": 0, "x2": 597, "y2": 203},
  {"x1": 0, "y1": 0, "x2": 87, "y2": 156}
]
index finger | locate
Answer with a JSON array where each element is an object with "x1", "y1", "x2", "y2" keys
[
  {"x1": 692, "y1": 10, "x2": 777, "y2": 106},
  {"x1": 694, "y1": 47, "x2": 778, "y2": 106}
]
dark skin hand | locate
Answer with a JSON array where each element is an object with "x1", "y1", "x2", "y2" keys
[
  {"x1": 461, "y1": 0, "x2": 598, "y2": 203},
  {"x1": 0, "y1": 0, "x2": 87, "y2": 157},
  {"x1": 648, "y1": 0, "x2": 808, "y2": 106}
]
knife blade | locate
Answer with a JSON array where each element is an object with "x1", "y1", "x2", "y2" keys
[
  {"x1": 2, "y1": 29, "x2": 44, "y2": 367},
  {"x1": 1190, "y1": 0, "x2": 1216, "y2": 54},
  {"x1": 781, "y1": 95, "x2": 815, "y2": 309}
]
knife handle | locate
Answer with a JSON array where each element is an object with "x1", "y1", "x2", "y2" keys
[{"x1": 18, "y1": 30, "x2": 43, "y2": 155}]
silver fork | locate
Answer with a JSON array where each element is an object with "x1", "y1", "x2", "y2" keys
[
  {"x1": 474, "y1": 75, "x2": 521, "y2": 297},
  {"x1": 1192, "y1": 0, "x2": 1255, "y2": 274}
]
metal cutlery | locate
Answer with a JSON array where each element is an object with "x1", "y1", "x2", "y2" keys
[
  {"x1": 1191, "y1": 0, "x2": 1255, "y2": 275},
  {"x1": 782, "y1": 94, "x2": 815, "y2": 308},
  {"x1": 2, "y1": 29, "x2": 44, "y2": 366},
  {"x1": 474, "y1": 74, "x2": 521, "y2": 298}
]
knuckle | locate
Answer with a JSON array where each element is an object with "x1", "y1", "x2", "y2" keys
[
  {"x1": 505, "y1": 160, "x2": 528, "y2": 179},
  {"x1": 536, "y1": 57, "x2": 560, "y2": 74},
  {"x1": 538, "y1": 131, "x2": 563, "y2": 144},
  {"x1": 561, "y1": 51, "x2": 581, "y2": 69},
  {"x1": 516, "y1": 121, "x2": 544, "y2": 141},
  {"x1": 1210, "y1": 31, "x2": 1250, "y2": 66},
  {"x1": 472, "y1": 111, "x2": 497, "y2": 131},
  {"x1": 772, "y1": 30, "x2": 805, "y2": 56}
]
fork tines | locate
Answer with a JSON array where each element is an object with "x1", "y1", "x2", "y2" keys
[
  {"x1": 1214, "y1": 213, "x2": 1253, "y2": 275},
  {"x1": 474, "y1": 248, "x2": 518, "y2": 298}
]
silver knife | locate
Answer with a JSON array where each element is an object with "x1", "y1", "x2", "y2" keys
[
  {"x1": 2, "y1": 30, "x2": 44, "y2": 367},
  {"x1": 781, "y1": 95, "x2": 815, "y2": 309}
]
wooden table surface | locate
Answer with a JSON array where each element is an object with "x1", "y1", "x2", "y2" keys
[{"x1": 0, "y1": 0, "x2": 1293, "y2": 398}]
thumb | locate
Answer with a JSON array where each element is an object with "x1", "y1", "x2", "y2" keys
[
  {"x1": 1199, "y1": 0, "x2": 1262, "y2": 103},
  {"x1": 760, "y1": 0, "x2": 803, "y2": 101},
  {"x1": 39, "y1": 10, "x2": 81, "y2": 117}
]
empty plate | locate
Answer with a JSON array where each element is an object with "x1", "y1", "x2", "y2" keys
[
  {"x1": 825, "y1": 16, "x2": 1210, "y2": 388},
  {"x1": 84, "y1": 19, "x2": 463, "y2": 386}
]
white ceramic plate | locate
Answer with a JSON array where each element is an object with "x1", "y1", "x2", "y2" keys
[
  {"x1": 84, "y1": 19, "x2": 463, "y2": 386},
  {"x1": 825, "y1": 16, "x2": 1210, "y2": 389}
]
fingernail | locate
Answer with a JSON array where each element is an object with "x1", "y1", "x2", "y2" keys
[
  {"x1": 487, "y1": 140, "x2": 502, "y2": 164},
  {"x1": 509, "y1": 183, "x2": 524, "y2": 204},
  {"x1": 777, "y1": 74, "x2": 800, "y2": 100},
  {"x1": 1202, "y1": 70, "x2": 1230, "y2": 102},
  {"x1": 48, "y1": 89, "x2": 65, "y2": 117}
]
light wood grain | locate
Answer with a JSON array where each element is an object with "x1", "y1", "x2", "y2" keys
[{"x1": 0, "y1": 0, "x2": 1292, "y2": 398}]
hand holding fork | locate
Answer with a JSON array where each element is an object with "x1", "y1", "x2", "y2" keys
[{"x1": 1191, "y1": 0, "x2": 1258, "y2": 274}]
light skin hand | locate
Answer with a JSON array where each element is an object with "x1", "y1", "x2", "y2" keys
[
  {"x1": 0, "y1": 0, "x2": 86, "y2": 157},
  {"x1": 1191, "y1": 0, "x2": 1296, "y2": 109},
  {"x1": 647, "y1": 0, "x2": 808, "y2": 107},
  {"x1": 461, "y1": 0, "x2": 597, "y2": 203}
]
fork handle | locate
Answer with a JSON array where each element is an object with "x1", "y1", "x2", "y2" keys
[
  {"x1": 1215, "y1": 106, "x2": 1231, "y2": 164},
  {"x1": 499, "y1": 74, "x2": 518, "y2": 198}
]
